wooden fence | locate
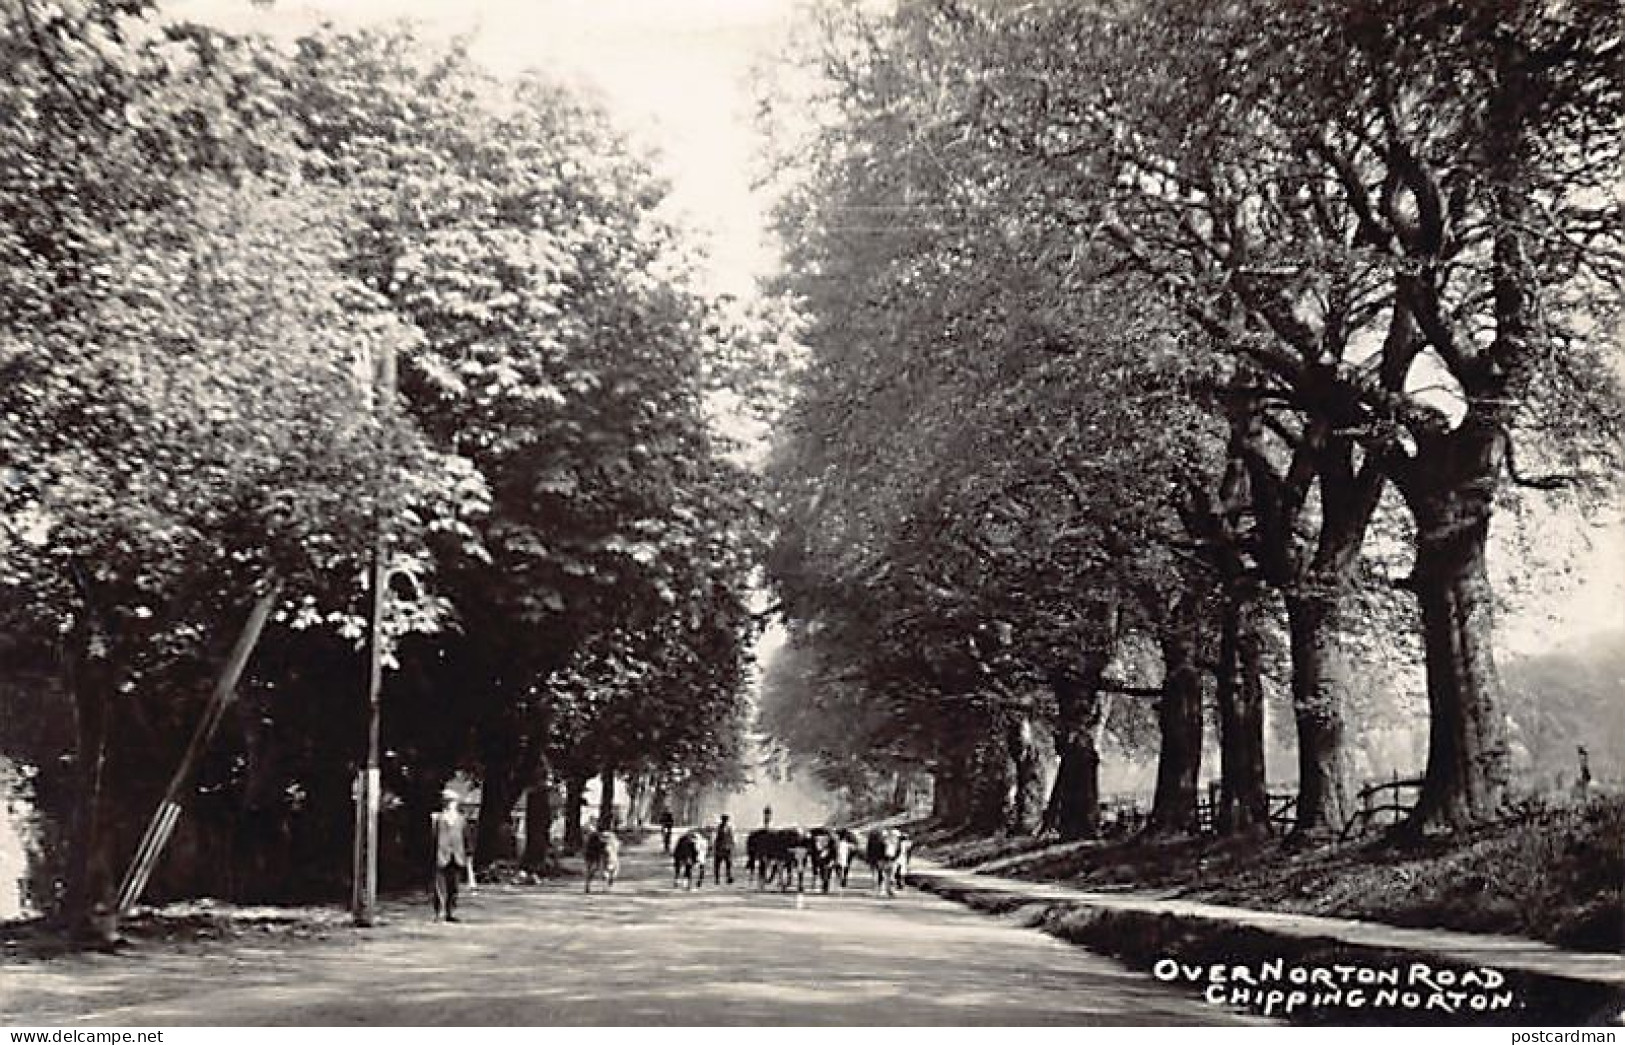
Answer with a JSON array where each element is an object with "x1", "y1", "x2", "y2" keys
[
  {"x1": 1339, "y1": 774, "x2": 1424, "y2": 841},
  {"x1": 1191, "y1": 787, "x2": 1300, "y2": 834},
  {"x1": 1109, "y1": 774, "x2": 1421, "y2": 839}
]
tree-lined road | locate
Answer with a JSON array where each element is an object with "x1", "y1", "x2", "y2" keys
[{"x1": 2, "y1": 839, "x2": 1259, "y2": 1025}]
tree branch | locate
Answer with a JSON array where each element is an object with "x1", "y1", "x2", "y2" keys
[{"x1": 1099, "y1": 678, "x2": 1162, "y2": 698}]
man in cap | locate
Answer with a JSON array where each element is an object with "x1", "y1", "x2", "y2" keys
[{"x1": 430, "y1": 787, "x2": 469, "y2": 921}]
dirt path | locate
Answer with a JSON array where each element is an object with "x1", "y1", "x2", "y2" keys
[{"x1": 2, "y1": 838, "x2": 1262, "y2": 1025}]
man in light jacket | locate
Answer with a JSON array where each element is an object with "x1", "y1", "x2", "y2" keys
[{"x1": 430, "y1": 788, "x2": 469, "y2": 922}]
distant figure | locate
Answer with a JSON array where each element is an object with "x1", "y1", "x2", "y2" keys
[
  {"x1": 1575, "y1": 746, "x2": 1593, "y2": 802},
  {"x1": 430, "y1": 788, "x2": 468, "y2": 922},
  {"x1": 659, "y1": 807, "x2": 675, "y2": 852},
  {"x1": 713, "y1": 814, "x2": 736, "y2": 884},
  {"x1": 762, "y1": 805, "x2": 773, "y2": 829}
]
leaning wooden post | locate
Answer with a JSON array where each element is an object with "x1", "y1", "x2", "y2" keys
[{"x1": 114, "y1": 582, "x2": 283, "y2": 918}]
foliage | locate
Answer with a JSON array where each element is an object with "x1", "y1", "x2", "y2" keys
[
  {"x1": 0, "y1": 5, "x2": 764, "y2": 913},
  {"x1": 764, "y1": 0, "x2": 1624, "y2": 834}
]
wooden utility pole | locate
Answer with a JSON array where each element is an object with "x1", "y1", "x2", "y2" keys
[
  {"x1": 115, "y1": 583, "x2": 282, "y2": 917},
  {"x1": 352, "y1": 341, "x2": 396, "y2": 926}
]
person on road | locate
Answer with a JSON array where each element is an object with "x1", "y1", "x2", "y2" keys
[
  {"x1": 659, "y1": 807, "x2": 675, "y2": 852},
  {"x1": 712, "y1": 813, "x2": 736, "y2": 884},
  {"x1": 430, "y1": 787, "x2": 468, "y2": 922},
  {"x1": 762, "y1": 805, "x2": 772, "y2": 829}
]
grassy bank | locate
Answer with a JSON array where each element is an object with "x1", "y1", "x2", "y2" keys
[{"x1": 914, "y1": 795, "x2": 1623, "y2": 952}]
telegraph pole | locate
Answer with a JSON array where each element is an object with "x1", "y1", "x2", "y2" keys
[{"x1": 352, "y1": 341, "x2": 396, "y2": 927}]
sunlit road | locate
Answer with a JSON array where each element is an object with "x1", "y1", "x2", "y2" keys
[{"x1": 2, "y1": 838, "x2": 1261, "y2": 1025}]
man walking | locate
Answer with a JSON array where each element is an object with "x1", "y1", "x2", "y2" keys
[
  {"x1": 658, "y1": 807, "x2": 675, "y2": 853},
  {"x1": 430, "y1": 787, "x2": 468, "y2": 922},
  {"x1": 712, "y1": 813, "x2": 736, "y2": 884}
]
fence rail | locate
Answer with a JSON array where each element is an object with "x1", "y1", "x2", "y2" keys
[
  {"x1": 1340, "y1": 774, "x2": 1424, "y2": 841},
  {"x1": 1107, "y1": 775, "x2": 1422, "y2": 840}
]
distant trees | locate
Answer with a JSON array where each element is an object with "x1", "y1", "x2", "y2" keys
[
  {"x1": 0, "y1": 3, "x2": 760, "y2": 926},
  {"x1": 762, "y1": 0, "x2": 1623, "y2": 841}
]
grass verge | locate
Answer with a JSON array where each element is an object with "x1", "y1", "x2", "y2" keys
[{"x1": 915, "y1": 795, "x2": 1624, "y2": 952}]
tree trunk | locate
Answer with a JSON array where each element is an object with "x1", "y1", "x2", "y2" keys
[
  {"x1": 1007, "y1": 714, "x2": 1045, "y2": 834},
  {"x1": 624, "y1": 772, "x2": 646, "y2": 827},
  {"x1": 1043, "y1": 661, "x2": 1109, "y2": 840},
  {"x1": 1400, "y1": 426, "x2": 1511, "y2": 832},
  {"x1": 1216, "y1": 583, "x2": 1269, "y2": 834},
  {"x1": 597, "y1": 769, "x2": 617, "y2": 831},
  {"x1": 889, "y1": 770, "x2": 910, "y2": 814},
  {"x1": 1147, "y1": 594, "x2": 1203, "y2": 835},
  {"x1": 966, "y1": 728, "x2": 1013, "y2": 833},
  {"x1": 1283, "y1": 587, "x2": 1351, "y2": 838},
  {"x1": 649, "y1": 779, "x2": 669, "y2": 827},
  {"x1": 473, "y1": 771, "x2": 514, "y2": 869},
  {"x1": 63, "y1": 651, "x2": 118, "y2": 940},
  {"x1": 931, "y1": 764, "x2": 960, "y2": 822},
  {"x1": 563, "y1": 773, "x2": 586, "y2": 852},
  {"x1": 931, "y1": 737, "x2": 974, "y2": 826},
  {"x1": 521, "y1": 758, "x2": 553, "y2": 871}
]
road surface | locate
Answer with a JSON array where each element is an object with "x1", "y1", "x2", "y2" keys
[{"x1": 2, "y1": 838, "x2": 1260, "y2": 1025}]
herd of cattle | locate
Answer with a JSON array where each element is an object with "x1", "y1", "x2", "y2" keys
[{"x1": 581, "y1": 825, "x2": 913, "y2": 897}]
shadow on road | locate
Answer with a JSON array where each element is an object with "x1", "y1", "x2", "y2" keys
[{"x1": 1, "y1": 837, "x2": 1260, "y2": 1026}]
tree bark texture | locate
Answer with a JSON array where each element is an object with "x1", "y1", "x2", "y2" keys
[
  {"x1": 473, "y1": 770, "x2": 514, "y2": 869},
  {"x1": 965, "y1": 726, "x2": 1015, "y2": 834},
  {"x1": 1400, "y1": 421, "x2": 1512, "y2": 832},
  {"x1": 563, "y1": 773, "x2": 586, "y2": 852},
  {"x1": 1216, "y1": 583, "x2": 1269, "y2": 834},
  {"x1": 521, "y1": 758, "x2": 553, "y2": 871},
  {"x1": 63, "y1": 650, "x2": 117, "y2": 938},
  {"x1": 1284, "y1": 587, "x2": 1351, "y2": 837},
  {"x1": 1147, "y1": 594, "x2": 1203, "y2": 835},
  {"x1": 1007, "y1": 714, "x2": 1046, "y2": 835},
  {"x1": 597, "y1": 769, "x2": 617, "y2": 830},
  {"x1": 1043, "y1": 659, "x2": 1110, "y2": 840}
]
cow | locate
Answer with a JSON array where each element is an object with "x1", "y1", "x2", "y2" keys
[
  {"x1": 834, "y1": 828, "x2": 860, "y2": 887},
  {"x1": 750, "y1": 827, "x2": 811, "y2": 891},
  {"x1": 745, "y1": 827, "x2": 771, "y2": 883},
  {"x1": 673, "y1": 828, "x2": 709, "y2": 889},
  {"x1": 808, "y1": 828, "x2": 839, "y2": 893},
  {"x1": 776, "y1": 827, "x2": 813, "y2": 892},
  {"x1": 583, "y1": 828, "x2": 620, "y2": 894},
  {"x1": 865, "y1": 827, "x2": 904, "y2": 897}
]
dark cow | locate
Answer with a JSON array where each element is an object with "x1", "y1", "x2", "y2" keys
[
  {"x1": 673, "y1": 829, "x2": 709, "y2": 889},
  {"x1": 865, "y1": 827, "x2": 904, "y2": 897},
  {"x1": 745, "y1": 827, "x2": 771, "y2": 883},
  {"x1": 752, "y1": 827, "x2": 811, "y2": 892},
  {"x1": 583, "y1": 829, "x2": 620, "y2": 894}
]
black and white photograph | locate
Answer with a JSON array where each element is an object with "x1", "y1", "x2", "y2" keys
[{"x1": 1, "y1": 0, "x2": 1622, "y2": 1030}]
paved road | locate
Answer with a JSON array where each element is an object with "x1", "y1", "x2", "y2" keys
[{"x1": 2, "y1": 839, "x2": 1260, "y2": 1025}]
